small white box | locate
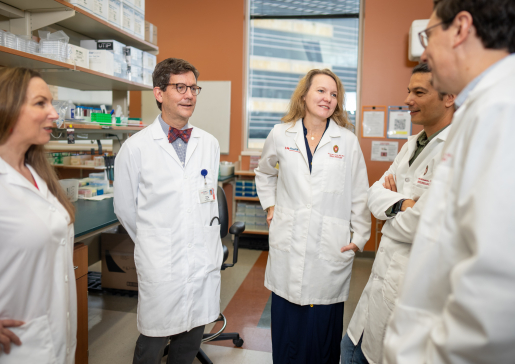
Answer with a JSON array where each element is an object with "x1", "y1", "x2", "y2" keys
[
  {"x1": 108, "y1": 0, "x2": 122, "y2": 27},
  {"x1": 113, "y1": 53, "x2": 127, "y2": 78},
  {"x1": 121, "y1": 2, "x2": 134, "y2": 34},
  {"x1": 89, "y1": 50, "x2": 114, "y2": 76},
  {"x1": 128, "y1": 64, "x2": 143, "y2": 83},
  {"x1": 80, "y1": 39, "x2": 126, "y2": 55},
  {"x1": 68, "y1": 0, "x2": 92, "y2": 11},
  {"x1": 143, "y1": 68, "x2": 152, "y2": 86},
  {"x1": 142, "y1": 51, "x2": 156, "y2": 70},
  {"x1": 68, "y1": 44, "x2": 90, "y2": 68},
  {"x1": 133, "y1": 9, "x2": 144, "y2": 39},
  {"x1": 91, "y1": 0, "x2": 108, "y2": 19},
  {"x1": 124, "y1": 46, "x2": 143, "y2": 67},
  {"x1": 133, "y1": 0, "x2": 144, "y2": 13}
]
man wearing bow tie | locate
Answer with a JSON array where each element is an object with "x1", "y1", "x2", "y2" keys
[{"x1": 114, "y1": 58, "x2": 222, "y2": 364}]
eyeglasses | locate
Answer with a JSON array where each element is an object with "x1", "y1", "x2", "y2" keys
[
  {"x1": 418, "y1": 21, "x2": 444, "y2": 49},
  {"x1": 167, "y1": 83, "x2": 202, "y2": 96}
]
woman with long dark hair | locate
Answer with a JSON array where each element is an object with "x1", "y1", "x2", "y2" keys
[{"x1": 0, "y1": 67, "x2": 77, "y2": 363}]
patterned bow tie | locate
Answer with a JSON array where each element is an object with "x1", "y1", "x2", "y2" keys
[{"x1": 168, "y1": 127, "x2": 193, "y2": 143}]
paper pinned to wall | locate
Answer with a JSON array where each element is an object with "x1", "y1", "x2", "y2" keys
[
  {"x1": 363, "y1": 111, "x2": 385, "y2": 137},
  {"x1": 371, "y1": 141, "x2": 398, "y2": 162},
  {"x1": 387, "y1": 109, "x2": 411, "y2": 139}
]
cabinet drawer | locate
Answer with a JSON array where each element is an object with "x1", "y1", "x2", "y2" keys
[{"x1": 73, "y1": 243, "x2": 88, "y2": 279}]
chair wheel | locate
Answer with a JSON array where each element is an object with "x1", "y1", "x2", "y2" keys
[{"x1": 233, "y1": 338, "x2": 244, "y2": 347}]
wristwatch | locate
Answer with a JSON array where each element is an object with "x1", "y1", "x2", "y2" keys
[{"x1": 392, "y1": 199, "x2": 406, "y2": 215}]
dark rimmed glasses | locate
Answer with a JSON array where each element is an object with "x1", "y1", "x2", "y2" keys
[
  {"x1": 167, "y1": 83, "x2": 202, "y2": 96},
  {"x1": 418, "y1": 21, "x2": 444, "y2": 48}
]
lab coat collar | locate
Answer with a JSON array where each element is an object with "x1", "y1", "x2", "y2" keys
[
  {"x1": 461, "y1": 54, "x2": 515, "y2": 109},
  {"x1": 286, "y1": 119, "x2": 309, "y2": 169},
  {"x1": 318, "y1": 119, "x2": 340, "y2": 150},
  {"x1": 150, "y1": 116, "x2": 200, "y2": 168},
  {"x1": 0, "y1": 157, "x2": 48, "y2": 198}
]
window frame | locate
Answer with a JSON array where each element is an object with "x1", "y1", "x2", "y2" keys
[{"x1": 242, "y1": 0, "x2": 365, "y2": 151}]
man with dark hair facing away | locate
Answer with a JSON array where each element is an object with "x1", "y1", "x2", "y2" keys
[
  {"x1": 114, "y1": 58, "x2": 222, "y2": 364},
  {"x1": 383, "y1": 0, "x2": 515, "y2": 363},
  {"x1": 341, "y1": 63, "x2": 455, "y2": 364}
]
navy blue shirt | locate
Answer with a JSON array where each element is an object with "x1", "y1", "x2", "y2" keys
[{"x1": 303, "y1": 119, "x2": 330, "y2": 173}]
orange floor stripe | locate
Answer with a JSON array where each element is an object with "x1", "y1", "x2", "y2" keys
[{"x1": 208, "y1": 251, "x2": 272, "y2": 352}]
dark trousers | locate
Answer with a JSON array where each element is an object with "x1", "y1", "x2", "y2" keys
[
  {"x1": 341, "y1": 333, "x2": 369, "y2": 364},
  {"x1": 271, "y1": 292, "x2": 344, "y2": 364},
  {"x1": 132, "y1": 325, "x2": 205, "y2": 364}
]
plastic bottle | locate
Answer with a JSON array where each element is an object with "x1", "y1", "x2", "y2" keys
[{"x1": 65, "y1": 100, "x2": 75, "y2": 120}]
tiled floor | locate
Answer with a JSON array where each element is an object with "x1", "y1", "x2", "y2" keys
[{"x1": 87, "y1": 238, "x2": 373, "y2": 363}]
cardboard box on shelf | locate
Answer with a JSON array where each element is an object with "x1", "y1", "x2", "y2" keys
[
  {"x1": 144, "y1": 21, "x2": 158, "y2": 45},
  {"x1": 100, "y1": 231, "x2": 138, "y2": 291},
  {"x1": 89, "y1": 50, "x2": 114, "y2": 76},
  {"x1": 67, "y1": 44, "x2": 90, "y2": 68}
]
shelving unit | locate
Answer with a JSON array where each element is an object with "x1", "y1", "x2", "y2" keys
[
  {"x1": 0, "y1": 46, "x2": 152, "y2": 90},
  {"x1": 0, "y1": 0, "x2": 158, "y2": 53},
  {"x1": 51, "y1": 165, "x2": 106, "y2": 170},
  {"x1": 234, "y1": 196, "x2": 259, "y2": 202}
]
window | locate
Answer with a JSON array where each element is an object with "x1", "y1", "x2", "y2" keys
[{"x1": 246, "y1": 0, "x2": 361, "y2": 149}]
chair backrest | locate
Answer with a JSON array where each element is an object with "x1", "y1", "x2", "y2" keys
[{"x1": 217, "y1": 186, "x2": 229, "y2": 239}]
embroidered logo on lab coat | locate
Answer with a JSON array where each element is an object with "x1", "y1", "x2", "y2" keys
[
  {"x1": 285, "y1": 146, "x2": 300, "y2": 153},
  {"x1": 333, "y1": 145, "x2": 339, "y2": 153}
]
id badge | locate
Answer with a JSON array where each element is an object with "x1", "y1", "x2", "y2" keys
[{"x1": 199, "y1": 187, "x2": 216, "y2": 203}]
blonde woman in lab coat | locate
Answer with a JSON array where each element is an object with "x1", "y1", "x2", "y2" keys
[
  {"x1": 255, "y1": 69, "x2": 371, "y2": 363},
  {"x1": 0, "y1": 67, "x2": 77, "y2": 363}
]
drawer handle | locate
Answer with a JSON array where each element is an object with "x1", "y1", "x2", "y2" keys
[{"x1": 74, "y1": 266, "x2": 79, "y2": 270}]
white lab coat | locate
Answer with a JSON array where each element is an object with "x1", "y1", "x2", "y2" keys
[
  {"x1": 347, "y1": 128, "x2": 449, "y2": 364},
  {"x1": 383, "y1": 54, "x2": 515, "y2": 364},
  {"x1": 255, "y1": 119, "x2": 371, "y2": 305},
  {"x1": 0, "y1": 157, "x2": 77, "y2": 364},
  {"x1": 114, "y1": 117, "x2": 222, "y2": 337}
]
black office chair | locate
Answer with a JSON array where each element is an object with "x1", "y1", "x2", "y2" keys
[{"x1": 163, "y1": 186, "x2": 245, "y2": 364}]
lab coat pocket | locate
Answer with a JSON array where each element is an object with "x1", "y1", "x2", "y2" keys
[
  {"x1": 323, "y1": 155, "x2": 347, "y2": 194},
  {"x1": 1, "y1": 315, "x2": 57, "y2": 364},
  {"x1": 319, "y1": 216, "x2": 353, "y2": 262},
  {"x1": 382, "y1": 252, "x2": 409, "y2": 309},
  {"x1": 268, "y1": 205, "x2": 294, "y2": 252},
  {"x1": 135, "y1": 228, "x2": 172, "y2": 283},
  {"x1": 203, "y1": 224, "x2": 223, "y2": 274}
]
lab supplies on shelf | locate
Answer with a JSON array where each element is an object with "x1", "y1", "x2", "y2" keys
[
  {"x1": 59, "y1": 179, "x2": 80, "y2": 202},
  {"x1": 81, "y1": 39, "x2": 126, "y2": 55},
  {"x1": 108, "y1": 0, "x2": 122, "y2": 27},
  {"x1": 143, "y1": 52, "x2": 156, "y2": 70},
  {"x1": 235, "y1": 179, "x2": 258, "y2": 197},
  {"x1": 89, "y1": 50, "x2": 114, "y2": 76},
  {"x1": 121, "y1": 2, "x2": 135, "y2": 34},
  {"x1": 236, "y1": 201, "x2": 268, "y2": 231},
  {"x1": 133, "y1": 0, "x2": 145, "y2": 13},
  {"x1": 67, "y1": 44, "x2": 90, "y2": 68},
  {"x1": 145, "y1": 21, "x2": 158, "y2": 46},
  {"x1": 124, "y1": 46, "x2": 143, "y2": 67},
  {"x1": 133, "y1": 9, "x2": 145, "y2": 39},
  {"x1": 92, "y1": 0, "x2": 108, "y2": 20}
]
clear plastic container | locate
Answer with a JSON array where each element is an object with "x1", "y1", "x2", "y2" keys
[
  {"x1": 245, "y1": 204, "x2": 256, "y2": 215},
  {"x1": 124, "y1": 46, "x2": 143, "y2": 67},
  {"x1": 3, "y1": 32, "x2": 16, "y2": 49},
  {"x1": 143, "y1": 52, "x2": 156, "y2": 70},
  {"x1": 89, "y1": 172, "x2": 105, "y2": 179},
  {"x1": 59, "y1": 179, "x2": 79, "y2": 202}
]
